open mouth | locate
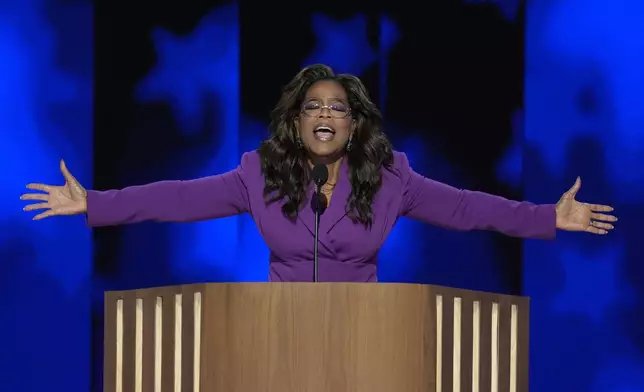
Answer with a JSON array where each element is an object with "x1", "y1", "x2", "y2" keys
[{"x1": 313, "y1": 124, "x2": 336, "y2": 142}]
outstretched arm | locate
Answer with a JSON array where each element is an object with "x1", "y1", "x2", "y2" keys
[
  {"x1": 86, "y1": 153, "x2": 254, "y2": 227},
  {"x1": 396, "y1": 153, "x2": 556, "y2": 239}
]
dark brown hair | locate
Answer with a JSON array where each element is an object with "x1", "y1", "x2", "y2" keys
[{"x1": 257, "y1": 64, "x2": 393, "y2": 227}]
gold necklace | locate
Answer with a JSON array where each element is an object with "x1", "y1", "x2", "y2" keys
[{"x1": 321, "y1": 184, "x2": 335, "y2": 194}]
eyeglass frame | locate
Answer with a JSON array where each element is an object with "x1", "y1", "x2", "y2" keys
[{"x1": 300, "y1": 103, "x2": 352, "y2": 119}]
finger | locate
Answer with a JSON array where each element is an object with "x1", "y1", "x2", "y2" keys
[
  {"x1": 26, "y1": 183, "x2": 53, "y2": 192},
  {"x1": 33, "y1": 210, "x2": 56, "y2": 220},
  {"x1": 589, "y1": 220, "x2": 613, "y2": 230},
  {"x1": 23, "y1": 202, "x2": 50, "y2": 212},
  {"x1": 591, "y1": 212, "x2": 618, "y2": 222},
  {"x1": 60, "y1": 159, "x2": 76, "y2": 182},
  {"x1": 20, "y1": 193, "x2": 49, "y2": 201},
  {"x1": 585, "y1": 225, "x2": 607, "y2": 235},
  {"x1": 566, "y1": 176, "x2": 582, "y2": 196},
  {"x1": 585, "y1": 203, "x2": 614, "y2": 212}
]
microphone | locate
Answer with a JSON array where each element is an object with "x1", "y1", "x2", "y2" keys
[{"x1": 311, "y1": 164, "x2": 328, "y2": 282}]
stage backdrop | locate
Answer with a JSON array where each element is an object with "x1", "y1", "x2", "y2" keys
[
  {"x1": 92, "y1": 0, "x2": 643, "y2": 391},
  {"x1": 93, "y1": 0, "x2": 523, "y2": 387},
  {"x1": 93, "y1": 2, "x2": 524, "y2": 284},
  {"x1": 524, "y1": 1, "x2": 644, "y2": 391},
  {"x1": 0, "y1": 0, "x2": 93, "y2": 391}
]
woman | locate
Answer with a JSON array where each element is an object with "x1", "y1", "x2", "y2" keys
[{"x1": 21, "y1": 64, "x2": 616, "y2": 282}]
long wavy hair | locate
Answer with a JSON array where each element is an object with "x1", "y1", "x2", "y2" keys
[{"x1": 257, "y1": 64, "x2": 394, "y2": 227}]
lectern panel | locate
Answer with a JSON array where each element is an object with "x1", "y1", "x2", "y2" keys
[
  {"x1": 104, "y1": 286, "x2": 204, "y2": 392},
  {"x1": 430, "y1": 289, "x2": 528, "y2": 392},
  {"x1": 104, "y1": 283, "x2": 529, "y2": 392}
]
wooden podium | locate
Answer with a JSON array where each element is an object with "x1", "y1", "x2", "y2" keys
[{"x1": 104, "y1": 283, "x2": 529, "y2": 392}]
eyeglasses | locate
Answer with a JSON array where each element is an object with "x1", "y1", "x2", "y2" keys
[{"x1": 301, "y1": 102, "x2": 351, "y2": 119}]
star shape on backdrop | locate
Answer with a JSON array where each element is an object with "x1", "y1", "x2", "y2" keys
[
  {"x1": 302, "y1": 13, "x2": 379, "y2": 76},
  {"x1": 591, "y1": 357, "x2": 644, "y2": 392},
  {"x1": 375, "y1": 15, "x2": 401, "y2": 113},
  {"x1": 541, "y1": 0, "x2": 644, "y2": 201},
  {"x1": 0, "y1": 0, "x2": 92, "y2": 294},
  {"x1": 551, "y1": 242, "x2": 633, "y2": 324},
  {"x1": 464, "y1": 0, "x2": 522, "y2": 21},
  {"x1": 136, "y1": 4, "x2": 239, "y2": 135},
  {"x1": 136, "y1": 5, "x2": 245, "y2": 273},
  {"x1": 379, "y1": 15, "x2": 400, "y2": 55},
  {"x1": 495, "y1": 109, "x2": 523, "y2": 189}
]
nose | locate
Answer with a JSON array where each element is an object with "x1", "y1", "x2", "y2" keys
[{"x1": 318, "y1": 106, "x2": 332, "y2": 118}]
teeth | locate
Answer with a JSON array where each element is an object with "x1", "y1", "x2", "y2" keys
[{"x1": 315, "y1": 126, "x2": 333, "y2": 132}]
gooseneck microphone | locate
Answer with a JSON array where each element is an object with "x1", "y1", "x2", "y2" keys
[{"x1": 311, "y1": 164, "x2": 328, "y2": 282}]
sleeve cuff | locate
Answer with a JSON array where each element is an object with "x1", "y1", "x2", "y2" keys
[
  {"x1": 535, "y1": 203, "x2": 557, "y2": 240},
  {"x1": 85, "y1": 190, "x2": 107, "y2": 227}
]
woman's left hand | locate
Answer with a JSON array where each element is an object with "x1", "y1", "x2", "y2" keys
[{"x1": 555, "y1": 177, "x2": 617, "y2": 235}]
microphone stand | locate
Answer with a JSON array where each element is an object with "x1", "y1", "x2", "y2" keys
[
  {"x1": 311, "y1": 163, "x2": 328, "y2": 283},
  {"x1": 313, "y1": 188, "x2": 321, "y2": 282}
]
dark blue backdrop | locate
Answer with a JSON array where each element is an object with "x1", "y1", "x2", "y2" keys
[
  {"x1": 0, "y1": 0, "x2": 93, "y2": 390},
  {"x1": 524, "y1": 1, "x2": 644, "y2": 390},
  {"x1": 2, "y1": 0, "x2": 642, "y2": 391}
]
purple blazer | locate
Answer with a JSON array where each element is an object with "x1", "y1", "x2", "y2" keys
[{"x1": 86, "y1": 151, "x2": 556, "y2": 282}]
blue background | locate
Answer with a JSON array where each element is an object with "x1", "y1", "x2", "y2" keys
[
  {"x1": 524, "y1": 0, "x2": 644, "y2": 390},
  {"x1": 0, "y1": 0, "x2": 93, "y2": 390},
  {"x1": 2, "y1": 0, "x2": 642, "y2": 391}
]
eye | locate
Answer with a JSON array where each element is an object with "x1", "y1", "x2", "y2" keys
[
  {"x1": 303, "y1": 102, "x2": 320, "y2": 110},
  {"x1": 330, "y1": 104, "x2": 348, "y2": 112}
]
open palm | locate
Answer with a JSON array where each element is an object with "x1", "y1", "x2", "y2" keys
[
  {"x1": 555, "y1": 177, "x2": 617, "y2": 235},
  {"x1": 21, "y1": 160, "x2": 87, "y2": 220}
]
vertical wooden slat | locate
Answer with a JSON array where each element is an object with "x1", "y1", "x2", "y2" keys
[
  {"x1": 116, "y1": 300, "x2": 123, "y2": 392},
  {"x1": 472, "y1": 301, "x2": 481, "y2": 392},
  {"x1": 498, "y1": 300, "x2": 511, "y2": 392},
  {"x1": 162, "y1": 291, "x2": 176, "y2": 390},
  {"x1": 193, "y1": 292, "x2": 202, "y2": 392},
  {"x1": 123, "y1": 292, "x2": 137, "y2": 391},
  {"x1": 104, "y1": 294, "x2": 118, "y2": 392},
  {"x1": 155, "y1": 297, "x2": 163, "y2": 392},
  {"x1": 174, "y1": 294, "x2": 183, "y2": 392},
  {"x1": 142, "y1": 295, "x2": 156, "y2": 392},
  {"x1": 509, "y1": 304, "x2": 518, "y2": 392},
  {"x1": 479, "y1": 300, "x2": 492, "y2": 392},
  {"x1": 442, "y1": 294, "x2": 454, "y2": 391},
  {"x1": 516, "y1": 300, "x2": 530, "y2": 392},
  {"x1": 436, "y1": 295, "x2": 443, "y2": 392},
  {"x1": 453, "y1": 297, "x2": 462, "y2": 392},
  {"x1": 492, "y1": 302, "x2": 501, "y2": 391},
  {"x1": 460, "y1": 297, "x2": 473, "y2": 391},
  {"x1": 182, "y1": 290, "x2": 195, "y2": 392},
  {"x1": 135, "y1": 298, "x2": 143, "y2": 392}
]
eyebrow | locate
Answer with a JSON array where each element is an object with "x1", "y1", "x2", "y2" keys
[{"x1": 304, "y1": 96, "x2": 348, "y2": 103}]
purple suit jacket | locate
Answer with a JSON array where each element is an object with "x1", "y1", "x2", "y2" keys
[{"x1": 86, "y1": 151, "x2": 555, "y2": 282}]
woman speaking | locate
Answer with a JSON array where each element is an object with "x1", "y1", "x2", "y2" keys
[{"x1": 20, "y1": 64, "x2": 617, "y2": 282}]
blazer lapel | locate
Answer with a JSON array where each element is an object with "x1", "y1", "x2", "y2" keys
[
  {"x1": 319, "y1": 158, "x2": 350, "y2": 234},
  {"x1": 297, "y1": 159, "x2": 351, "y2": 237},
  {"x1": 296, "y1": 186, "x2": 317, "y2": 236}
]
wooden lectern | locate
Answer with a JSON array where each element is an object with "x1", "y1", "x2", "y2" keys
[{"x1": 104, "y1": 283, "x2": 529, "y2": 392}]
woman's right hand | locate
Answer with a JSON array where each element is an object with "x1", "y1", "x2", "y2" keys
[{"x1": 21, "y1": 159, "x2": 88, "y2": 220}]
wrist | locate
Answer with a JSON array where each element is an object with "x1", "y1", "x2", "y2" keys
[
  {"x1": 554, "y1": 203, "x2": 563, "y2": 229},
  {"x1": 80, "y1": 191, "x2": 88, "y2": 214}
]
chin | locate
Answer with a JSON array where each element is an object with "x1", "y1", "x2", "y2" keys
[{"x1": 308, "y1": 143, "x2": 343, "y2": 161}]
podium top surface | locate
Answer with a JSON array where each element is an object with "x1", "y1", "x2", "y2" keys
[{"x1": 105, "y1": 282, "x2": 528, "y2": 302}]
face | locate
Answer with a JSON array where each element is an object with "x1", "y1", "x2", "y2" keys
[{"x1": 296, "y1": 80, "x2": 355, "y2": 162}]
